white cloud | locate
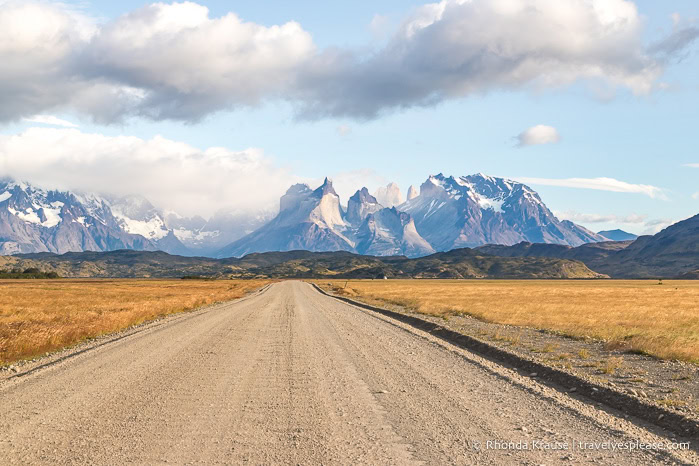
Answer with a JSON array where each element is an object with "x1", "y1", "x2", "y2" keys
[
  {"x1": 555, "y1": 211, "x2": 647, "y2": 224},
  {"x1": 0, "y1": 0, "x2": 689, "y2": 122},
  {"x1": 516, "y1": 125, "x2": 560, "y2": 147},
  {"x1": 0, "y1": 127, "x2": 297, "y2": 217},
  {"x1": 22, "y1": 115, "x2": 79, "y2": 128},
  {"x1": 86, "y1": 2, "x2": 315, "y2": 121},
  {"x1": 0, "y1": 1, "x2": 98, "y2": 122},
  {"x1": 516, "y1": 176, "x2": 667, "y2": 199},
  {"x1": 684, "y1": 163, "x2": 699, "y2": 168},
  {"x1": 0, "y1": 1, "x2": 314, "y2": 123},
  {"x1": 642, "y1": 218, "x2": 675, "y2": 235},
  {"x1": 692, "y1": 191, "x2": 699, "y2": 200},
  {"x1": 557, "y1": 210, "x2": 679, "y2": 235},
  {"x1": 294, "y1": 0, "x2": 663, "y2": 119}
]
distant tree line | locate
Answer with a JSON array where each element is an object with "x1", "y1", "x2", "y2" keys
[{"x1": 0, "y1": 268, "x2": 60, "y2": 279}]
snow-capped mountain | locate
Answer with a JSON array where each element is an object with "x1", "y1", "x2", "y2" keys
[
  {"x1": 347, "y1": 188, "x2": 382, "y2": 225},
  {"x1": 355, "y1": 207, "x2": 435, "y2": 257},
  {"x1": 218, "y1": 173, "x2": 606, "y2": 259},
  {"x1": 0, "y1": 181, "x2": 157, "y2": 255},
  {"x1": 216, "y1": 179, "x2": 358, "y2": 258},
  {"x1": 0, "y1": 179, "x2": 264, "y2": 256},
  {"x1": 348, "y1": 188, "x2": 434, "y2": 256},
  {"x1": 107, "y1": 194, "x2": 170, "y2": 241},
  {"x1": 399, "y1": 173, "x2": 605, "y2": 250},
  {"x1": 1, "y1": 173, "x2": 608, "y2": 258},
  {"x1": 217, "y1": 179, "x2": 433, "y2": 258},
  {"x1": 165, "y1": 209, "x2": 271, "y2": 256}
]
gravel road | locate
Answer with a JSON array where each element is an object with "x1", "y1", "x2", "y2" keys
[{"x1": 0, "y1": 281, "x2": 695, "y2": 465}]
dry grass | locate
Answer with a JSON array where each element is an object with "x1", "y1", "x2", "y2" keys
[
  {"x1": 656, "y1": 398, "x2": 688, "y2": 408},
  {"x1": 0, "y1": 279, "x2": 268, "y2": 365},
  {"x1": 600, "y1": 356, "x2": 625, "y2": 374},
  {"x1": 318, "y1": 279, "x2": 699, "y2": 364}
]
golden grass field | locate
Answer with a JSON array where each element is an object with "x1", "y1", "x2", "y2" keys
[
  {"x1": 0, "y1": 279, "x2": 269, "y2": 365},
  {"x1": 320, "y1": 280, "x2": 699, "y2": 364}
]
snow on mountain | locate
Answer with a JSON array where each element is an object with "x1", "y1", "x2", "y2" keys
[
  {"x1": 399, "y1": 173, "x2": 607, "y2": 250},
  {"x1": 1, "y1": 173, "x2": 609, "y2": 258},
  {"x1": 167, "y1": 209, "x2": 272, "y2": 255},
  {"x1": 373, "y1": 182, "x2": 403, "y2": 207},
  {"x1": 217, "y1": 178, "x2": 358, "y2": 258},
  {"x1": 310, "y1": 179, "x2": 350, "y2": 232},
  {"x1": 218, "y1": 173, "x2": 606, "y2": 259},
  {"x1": 355, "y1": 207, "x2": 434, "y2": 257},
  {"x1": 2, "y1": 181, "x2": 68, "y2": 228},
  {"x1": 71, "y1": 192, "x2": 114, "y2": 226},
  {"x1": 347, "y1": 188, "x2": 434, "y2": 256},
  {"x1": 217, "y1": 179, "x2": 433, "y2": 258},
  {"x1": 346, "y1": 188, "x2": 382, "y2": 226},
  {"x1": 0, "y1": 180, "x2": 157, "y2": 255},
  {"x1": 108, "y1": 194, "x2": 170, "y2": 241},
  {"x1": 0, "y1": 179, "x2": 278, "y2": 257}
]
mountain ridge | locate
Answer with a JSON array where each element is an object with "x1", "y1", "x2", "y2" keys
[
  {"x1": 219, "y1": 173, "x2": 607, "y2": 258},
  {"x1": 0, "y1": 179, "x2": 267, "y2": 256},
  {"x1": 0, "y1": 175, "x2": 668, "y2": 262},
  {"x1": 597, "y1": 229, "x2": 638, "y2": 241},
  {"x1": 2, "y1": 248, "x2": 606, "y2": 279},
  {"x1": 476, "y1": 214, "x2": 699, "y2": 278}
]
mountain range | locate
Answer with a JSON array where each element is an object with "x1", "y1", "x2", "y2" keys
[
  {"x1": 0, "y1": 175, "x2": 652, "y2": 260},
  {"x1": 216, "y1": 180, "x2": 436, "y2": 258},
  {"x1": 0, "y1": 248, "x2": 605, "y2": 279},
  {"x1": 217, "y1": 174, "x2": 608, "y2": 258},
  {"x1": 477, "y1": 213, "x2": 699, "y2": 278},
  {"x1": 0, "y1": 180, "x2": 270, "y2": 257}
]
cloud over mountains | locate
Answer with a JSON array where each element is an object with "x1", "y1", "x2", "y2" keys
[
  {"x1": 0, "y1": 0, "x2": 695, "y2": 123},
  {"x1": 0, "y1": 127, "x2": 296, "y2": 217}
]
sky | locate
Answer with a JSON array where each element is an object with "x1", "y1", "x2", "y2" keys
[{"x1": 0, "y1": 0, "x2": 697, "y2": 234}]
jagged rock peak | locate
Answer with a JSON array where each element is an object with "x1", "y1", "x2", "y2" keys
[
  {"x1": 347, "y1": 187, "x2": 382, "y2": 226},
  {"x1": 314, "y1": 177, "x2": 337, "y2": 197},
  {"x1": 373, "y1": 182, "x2": 403, "y2": 207},
  {"x1": 407, "y1": 185, "x2": 418, "y2": 200},
  {"x1": 349, "y1": 187, "x2": 378, "y2": 204}
]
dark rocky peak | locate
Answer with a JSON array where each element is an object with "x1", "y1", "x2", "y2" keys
[
  {"x1": 347, "y1": 187, "x2": 382, "y2": 226},
  {"x1": 313, "y1": 177, "x2": 337, "y2": 197},
  {"x1": 349, "y1": 187, "x2": 378, "y2": 205}
]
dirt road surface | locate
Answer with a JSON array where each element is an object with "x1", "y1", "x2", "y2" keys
[{"x1": 0, "y1": 281, "x2": 695, "y2": 465}]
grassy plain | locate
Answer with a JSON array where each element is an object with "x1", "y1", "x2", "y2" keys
[
  {"x1": 0, "y1": 279, "x2": 268, "y2": 365},
  {"x1": 319, "y1": 279, "x2": 699, "y2": 363}
]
